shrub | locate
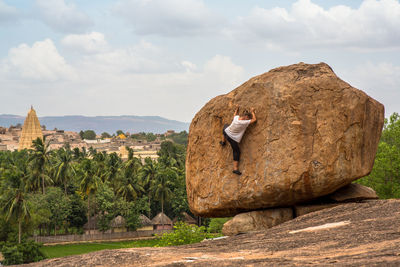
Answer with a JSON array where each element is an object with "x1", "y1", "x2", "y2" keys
[
  {"x1": 0, "y1": 240, "x2": 45, "y2": 265},
  {"x1": 207, "y1": 218, "x2": 231, "y2": 233},
  {"x1": 156, "y1": 222, "x2": 207, "y2": 246},
  {"x1": 1, "y1": 245, "x2": 23, "y2": 265}
]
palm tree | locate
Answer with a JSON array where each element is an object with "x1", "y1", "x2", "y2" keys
[
  {"x1": 116, "y1": 156, "x2": 143, "y2": 201},
  {"x1": 140, "y1": 158, "x2": 158, "y2": 218},
  {"x1": 28, "y1": 137, "x2": 53, "y2": 194},
  {"x1": 92, "y1": 151, "x2": 108, "y2": 183},
  {"x1": 151, "y1": 166, "x2": 176, "y2": 215},
  {"x1": 78, "y1": 158, "x2": 102, "y2": 232},
  {"x1": 116, "y1": 173, "x2": 144, "y2": 201},
  {"x1": 0, "y1": 160, "x2": 31, "y2": 243},
  {"x1": 54, "y1": 147, "x2": 75, "y2": 195},
  {"x1": 105, "y1": 152, "x2": 122, "y2": 187}
]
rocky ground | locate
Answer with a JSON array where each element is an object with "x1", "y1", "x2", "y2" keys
[{"x1": 20, "y1": 199, "x2": 400, "y2": 266}]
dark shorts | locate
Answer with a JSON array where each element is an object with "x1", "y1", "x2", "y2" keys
[{"x1": 223, "y1": 124, "x2": 240, "y2": 161}]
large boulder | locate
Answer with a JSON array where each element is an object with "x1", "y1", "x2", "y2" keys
[
  {"x1": 186, "y1": 62, "x2": 384, "y2": 217},
  {"x1": 222, "y1": 208, "x2": 293, "y2": 236}
]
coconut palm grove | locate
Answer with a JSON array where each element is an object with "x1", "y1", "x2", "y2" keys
[{"x1": 0, "y1": 135, "x2": 191, "y2": 263}]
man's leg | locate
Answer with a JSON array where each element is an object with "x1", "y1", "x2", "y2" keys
[
  {"x1": 233, "y1": 161, "x2": 239, "y2": 171},
  {"x1": 230, "y1": 140, "x2": 241, "y2": 175},
  {"x1": 220, "y1": 134, "x2": 226, "y2": 145},
  {"x1": 220, "y1": 124, "x2": 229, "y2": 146}
]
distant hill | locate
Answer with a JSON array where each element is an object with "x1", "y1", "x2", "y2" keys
[{"x1": 0, "y1": 114, "x2": 189, "y2": 134}]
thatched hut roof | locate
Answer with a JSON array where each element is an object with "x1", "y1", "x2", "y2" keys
[
  {"x1": 173, "y1": 212, "x2": 197, "y2": 224},
  {"x1": 111, "y1": 215, "x2": 126, "y2": 228},
  {"x1": 151, "y1": 212, "x2": 173, "y2": 225},
  {"x1": 139, "y1": 214, "x2": 153, "y2": 226}
]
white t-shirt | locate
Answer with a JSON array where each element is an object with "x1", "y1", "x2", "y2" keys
[{"x1": 225, "y1": 115, "x2": 251, "y2": 143}]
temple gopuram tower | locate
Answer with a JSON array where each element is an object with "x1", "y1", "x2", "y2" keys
[{"x1": 18, "y1": 106, "x2": 43, "y2": 150}]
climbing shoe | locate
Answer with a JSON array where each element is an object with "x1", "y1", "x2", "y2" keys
[
  {"x1": 219, "y1": 141, "x2": 226, "y2": 146},
  {"x1": 232, "y1": 170, "x2": 242, "y2": 175}
]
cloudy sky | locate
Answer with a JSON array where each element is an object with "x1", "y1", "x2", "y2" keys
[{"x1": 0, "y1": 0, "x2": 399, "y2": 122}]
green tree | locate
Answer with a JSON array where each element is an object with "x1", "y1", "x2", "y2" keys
[
  {"x1": 116, "y1": 152, "x2": 143, "y2": 201},
  {"x1": 0, "y1": 167, "x2": 31, "y2": 243},
  {"x1": 28, "y1": 193, "x2": 51, "y2": 236},
  {"x1": 28, "y1": 137, "x2": 53, "y2": 194},
  {"x1": 44, "y1": 187, "x2": 70, "y2": 235},
  {"x1": 101, "y1": 132, "x2": 111, "y2": 139},
  {"x1": 106, "y1": 152, "x2": 121, "y2": 185},
  {"x1": 151, "y1": 167, "x2": 176, "y2": 215},
  {"x1": 66, "y1": 193, "x2": 87, "y2": 231},
  {"x1": 168, "y1": 131, "x2": 188, "y2": 145},
  {"x1": 146, "y1": 133, "x2": 157, "y2": 142},
  {"x1": 95, "y1": 183, "x2": 115, "y2": 232},
  {"x1": 78, "y1": 158, "x2": 102, "y2": 232},
  {"x1": 140, "y1": 158, "x2": 158, "y2": 217},
  {"x1": 54, "y1": 147, "x2": 75, "y2": 195},
  {"x1": 357, "y1": 112, "x2": 400, "y2": 198},
  {"x1": 82, "y1": 130, "x2": 96, "y2": 140}
]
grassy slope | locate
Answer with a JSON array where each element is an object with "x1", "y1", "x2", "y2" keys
[{"x1": 41, "y1": 239, "x2": 159, "y2": 259}]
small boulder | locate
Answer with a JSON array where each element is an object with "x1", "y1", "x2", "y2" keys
[
  {"x1": 327, "y1": 183, "x2": 378, "y2": 202},
  {"x1": 222, "y1": 208, "x2": 293, "y2": 236}
]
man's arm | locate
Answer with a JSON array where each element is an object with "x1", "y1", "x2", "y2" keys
[
  {"x1": 250, "y1": 108, "x2": 257, "y2": 124},
  {"x1": 234, "y1": 106, "x2": 239, "y2": 116}
]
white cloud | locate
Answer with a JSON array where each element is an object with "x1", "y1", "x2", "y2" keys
[
  {"x1": 0, "y1": 33, "x2": 244, "y2": 121},
  {"x1": 114, "y1": 0, "x2": 223, "y2": 37},
  {"x1": 203, "y1": 55, "x2": 244, "y2": 88},
  {"x1": 338, "y1": 62, "x2": 400, "y2": 117},
  {"x1": 77, "y1": 40, "x2": 177, "y2": 74},
  {"x1": 72, "y1": 54, "x2": 245, "y2": 121},
  {"x1": 61, "y1": 32, "x2": 108, "y2": 54},
  {"x1": 35, "y1": 0, "x2": 93, "y2": 33},
  {"x1": 0, "y1": 0, "x2": 19, "y2": 24},
  {"x1": 229, "y1": 0, "x2": 400, "y2": 50},
  {"x1": 1, "y1": 39, "x2": 76, "y2": 81},
  {"x1": 181, "y1": 61, "x2": 197, "y2": 72}
]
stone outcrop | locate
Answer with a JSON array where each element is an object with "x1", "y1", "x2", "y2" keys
[
  {"x1": 223, "y1": 184, "x2": 378, "y2": 235},
  {"x1": 326, "y1": 183, "x2": 378, "y2": 202},
  {"x1": 18, "y1": 107, "x2": 43, "y2": 150},
  {"x1": 186, "y1": 62, "x2": 384, "y2": 217},
  {"x1": 23, "y1": 200, "x2": 400, "y2": 267},
  {"x1": 222, "y1": 208, "x2": 293, "y2": 236}
]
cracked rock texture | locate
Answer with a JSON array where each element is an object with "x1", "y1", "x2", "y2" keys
[{"x1": 186, "y1": 62, "x2": 384, "y2": 217}]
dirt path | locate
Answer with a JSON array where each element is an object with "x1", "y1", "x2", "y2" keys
[{"x1": 19, "y1": 199, "x2": 400, "y2": 266}]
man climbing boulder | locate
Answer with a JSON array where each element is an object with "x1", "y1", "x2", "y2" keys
[{"x1": 220, "y1": 106, "x2": 257, "y2": 175}]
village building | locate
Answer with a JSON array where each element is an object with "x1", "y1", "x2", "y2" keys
[
  {"x1": 173, "y1": 212, "x2": 197, "y2": 226},
  {"x1": 137, "y1": 215, "x2": 153, "y2": 231},
  {"x1": 151, "y1": 212, "x2": 173, "y2": 230},
  {"x1": 110, "y1": 215, "x2": 127, "y2": 233},
  {"x1": 0, "y1": 107, "x2": 169, "y2": 160}
]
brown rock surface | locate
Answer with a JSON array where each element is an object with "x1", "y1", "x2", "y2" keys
[
  {"x1": 186, "y1": 62, "x2": 384, "y2": 217},
  {"x1": 222, "y1": 208, "x2": 293, "y2": 236},
  {"x1": 20, "y1": 200, "x2": 400, "y2": 266},
  {"x1": 327, "y1": 183, "x2": 378, "y2": 202}
]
